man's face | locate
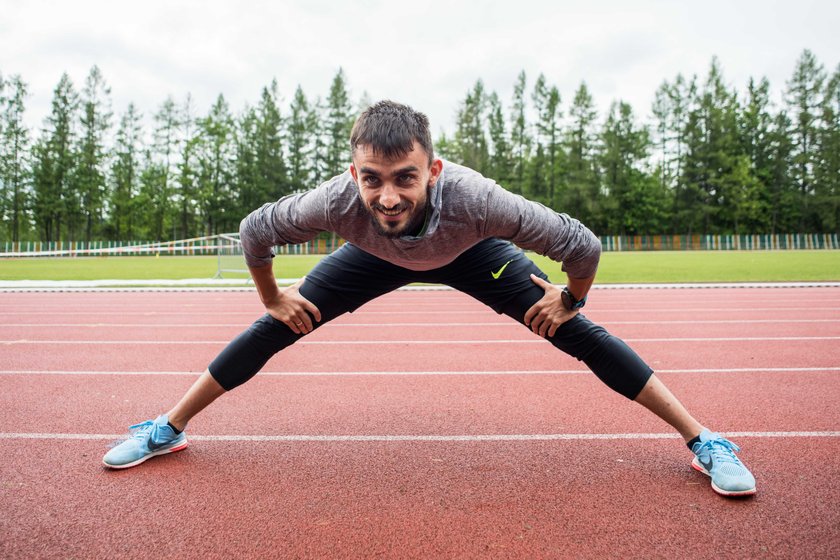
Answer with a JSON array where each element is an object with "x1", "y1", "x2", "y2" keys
[{"x1": 350, "y1": 142, "x2": 443, "y2": 238}]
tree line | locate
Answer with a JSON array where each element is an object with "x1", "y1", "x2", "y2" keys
[{"x1": 1, "y1": 50, "x2": 838, "y2": 244}]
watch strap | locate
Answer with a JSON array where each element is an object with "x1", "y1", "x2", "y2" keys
[{"x1": 562, "y1": 286, "x2": 587, "y2": 310}]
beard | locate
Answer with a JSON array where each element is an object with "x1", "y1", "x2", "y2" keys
[{"x1": 367, "y1": 190, "x2": 430, "y2": 239}]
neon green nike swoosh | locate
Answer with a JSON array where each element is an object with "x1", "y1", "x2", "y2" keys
[{"x1": 491, "y1": 260, "x2": 513, "y2": 280}]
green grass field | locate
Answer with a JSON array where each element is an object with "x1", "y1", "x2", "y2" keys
[{"x1": 1, "y1": 250, "x2": 838, "y2": 283}]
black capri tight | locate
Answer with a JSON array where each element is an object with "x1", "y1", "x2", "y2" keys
[{"x1": 209, "y1": 239, "x2": 653, "y2": 399}]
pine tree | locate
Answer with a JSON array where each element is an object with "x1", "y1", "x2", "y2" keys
[
  {"x1": 785, "y1": 49, "x2": 826, "y2": 231},
  {"x1": 309, "y1": 97, "x2": 328, "y2": 184},
  {"x1": 109, "y1": 103, "x2": 142, "y2": 239},
  {"x1": 565, "y1": 82, "x2": 599, "y2": 224},
  {"x1": 530, "y1": 74, "x2": 561, "y2": 206},
  {"x1": 600, "y1": 101, "x2": 666, "y2": 234},
  {"x1": 815, "y1": 64, "x2": 840, "y2": 231},
  {"x1": 651, "y1": 80, "x2": 672, "y2": 191},
  {"x1": 176, "y1": 94, "x2": 199, "y2": 239},
  {"x1": 0, "y1": 73, "x2": 6, "y2": 239},
  {"x1": 681, "y1": 58, "x2": 745, "y2": 233},
  {"x1": 434, "y1": 131, "x2": 458, "y2": 162},
  {"x1": 767, "y1": 110, "x2": 797, "y2": 232},
  {"x1": 196, "y1": 94, "x2": 236, "y2": 234},
  {"x1": 254, "y1": 80, "x2": 287, "y2": 200},
  {"x1": 32, "y1": 73, "x2": 78, "y2": 242},
  {"x1": 75, "y1": 66, "x2": 112, "y2": 242},
  {"x1": 135, "y1": 149, "x2": 167, "y2": 240},
  {"x1": 0, "y1": 74, "x2": 31, "y2": 243},
  {"x1": 741, "y1": 79, "x2": 773, "y2": 175},
  {"x1": 324, "y1": 69, "x2": 353, "y2": 176},
  {"x1": 149, "y1": 96, "x2": 180, "y2": 239},
  {"x1": 509, "y1": 71, "x2": 530, "y2": 195},
  {"x1": 486, "y1": 91, "x2": 512, "y2": 188},
  {"x1": 287, "y1": 85, "x2": 313, "y2": 192},
  {"x1": 453, "y1": 80, "x2": 489, "y2": 174},
  {"x1": 652, "y1": 74, "x2": 693, "y2": 192},
  {"x1": 235, "y1": 105, "x2": 260, "y2": 222},
  {"x1": 737, "y1": 77, "x2": 775, "y2": 232}
]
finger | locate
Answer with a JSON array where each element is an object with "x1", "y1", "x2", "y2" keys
[
  {"x1": 286, "y1": 318, "x2": 302, "y2": 335},
  {"x1": 303, "y1": 299, "x2": 322, "y2": 323},
  {"x1": 530, "y1": 273, "x2": 550, "y2": 289},
  {"x1": 288, "y1": 279, "x2": 321, "y2": 323},
  {"x1": 530, "y1": 313, "x2": 545, "y2": 336},
  {"x1": 548, "y1": 310, "x2": 577, "y2": 338},
  {"x1": 299, "y1": 313, "x2": 314, "y2": 333},
  {"x1": 523, "y1": 302, "x2": 539, "y2": 326},
  {"x1": 538, "y1": 317, "x2": 550, "y2": 338}
]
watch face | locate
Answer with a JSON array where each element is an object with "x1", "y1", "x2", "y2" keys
[
  {"x1": 562, "y1": 287, "x2": 585, "y2": 310},
  {"x1": 561, "y1": 289, "x2": 573, "y2": 311}
]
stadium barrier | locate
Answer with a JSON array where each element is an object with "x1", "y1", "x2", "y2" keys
[
  {"x1": 0, "y1": 234, "x2": 347, "y2": 280},
  {"x1": 599, "y1": 233, "x2": 839, "y2": 251},
  {"x1": 1, "y1": 233, "x2": 837, "y2": 258},
  {"x1": 0, "y1": 235, "x2": 346, "y2": 258}
]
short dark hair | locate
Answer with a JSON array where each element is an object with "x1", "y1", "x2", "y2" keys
[{"x1": 350, "y1": 100, "x2": 435, "y2": 164}]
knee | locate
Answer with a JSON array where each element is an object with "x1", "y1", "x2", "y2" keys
[{"x1": 546, "y1": 314, "x2": 611, "y2": 360}]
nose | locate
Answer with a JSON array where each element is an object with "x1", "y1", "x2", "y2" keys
[{"x1": 379, "y1": 182, "x2": 400, "y2": 208}]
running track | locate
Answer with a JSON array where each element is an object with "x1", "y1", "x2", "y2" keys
[{"x1": 1, "y1": 287, "x2": 839, "y2": 559}]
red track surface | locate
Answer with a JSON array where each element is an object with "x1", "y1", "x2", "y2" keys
[{"x1": 2, "y1": 287, "x2": 840, "y2": 559}]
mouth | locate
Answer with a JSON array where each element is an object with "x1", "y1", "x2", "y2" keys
[
  {"x1": 375, "y1": 206, "x2": 408, "y2": 220},
  {"x1": 367, "y1": 200, "x2": 426, "y2": 238}
]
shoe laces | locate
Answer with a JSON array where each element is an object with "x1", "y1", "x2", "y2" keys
[
  {"x1": 697, "y1": 435, "x2": 742, "y2": 465},
  {"x1": 108, "y1": 420, "x2": 156, "y2": 448},
  {"x1": 128, "y1": 420, "x2": 156, "y2": 439},
  {"x1": 108, "y1": 420, "x2": 157, "y2": 449}
]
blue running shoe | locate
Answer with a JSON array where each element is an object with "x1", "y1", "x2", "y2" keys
[
  {"x1": 103, "y1": 415, "x2": 188, "y2": 469},
  {"x1": 691, "y1": 429, "x2": 756, "y2": 497}
]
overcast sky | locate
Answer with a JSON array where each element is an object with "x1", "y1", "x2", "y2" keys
[{"x1": 2, "y1": 0, "x2": 838, "y2": 138}]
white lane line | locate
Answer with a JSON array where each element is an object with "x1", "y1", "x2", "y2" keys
[
  {"x1": 0, "y1": 322, "x2": 507, "y2": 328},
  {"x1": 2, "y1": 367, "x2": 838, "y2": 376},
  {"x1": 2, "y1": 282, "x2": 838, "y2": 291},
  {"x1": 1, "y1": 431, "x2": 838, "y2": 442},
  {"x1": 2, "y1": 319, "x2": 839, "y2": 328},
  {"x1": 356, "y1": 307, "x2": 840, "y2": 313},
  {"x1": 0, "y1": 311, "x2": 260, "y2": 316},
  {"x1": 2, "y1": 307, "x2": 840, "y2": 316},
  {"x1": 3, "y1": 336, "x2": 840, "y2": 345}
]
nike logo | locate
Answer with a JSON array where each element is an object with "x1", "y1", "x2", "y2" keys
[
  {"x1": 491, "y1": 260, "x2": 513, "y2": 280},
  {"x1": 699, "y1": 456, "x2": 714, "y2": 471},
  {"x1": 147, "y1": 426, "x2": 176, "y2": 451}
]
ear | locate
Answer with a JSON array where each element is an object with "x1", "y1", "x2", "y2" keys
[
  {"x1": 349, "y1": 163, "x2": 358, "y2": 183},
  {"x1": 428, "y1": 158, "x2": 443, "y2": 187}
]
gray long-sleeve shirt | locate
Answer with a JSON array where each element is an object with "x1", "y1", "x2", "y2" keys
[{"x1": 239, "y1": 161, "x2": 601, "y2": 278}]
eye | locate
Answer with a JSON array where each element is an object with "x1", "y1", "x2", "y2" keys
[
  {"x1": 398, "y1": 174, "x2": 415, "y2": 185},
  {"x1": 363, "y1": 176, "x2": 380, "y2": 187}
]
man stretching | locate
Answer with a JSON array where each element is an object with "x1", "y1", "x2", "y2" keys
[{"x1": 104, "y1": 100, "x2": 756, "y2": 497}]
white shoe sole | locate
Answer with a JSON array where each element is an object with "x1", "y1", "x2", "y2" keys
[
  {"x1": 103, "y1": 438, "x2": 189, "y2": 470},
  {"x1": 691, "y1": 456, "x2": 756, "y2": 497}
]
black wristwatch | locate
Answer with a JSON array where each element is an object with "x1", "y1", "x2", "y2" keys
[{"x1": 561, "y1": 286, "x2": 587, "y2": 311}]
